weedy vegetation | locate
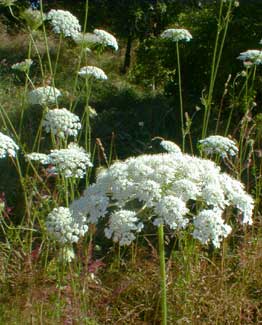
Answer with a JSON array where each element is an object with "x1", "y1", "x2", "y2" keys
[{"x1": 0, "y1": 0, "x2": 261, "y2": 324}]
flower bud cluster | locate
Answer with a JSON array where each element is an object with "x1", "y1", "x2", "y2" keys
[{"x1": 43, "y1": 108, "x2": 81, "y2": 138}]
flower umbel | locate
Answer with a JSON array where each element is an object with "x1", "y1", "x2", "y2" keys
[
  {"x1": 12, "y1": 59, "x2": 33, "y2": 73},
  {"x1": 93, "y1": 29, "x2": 119, "y2": 51},
  {"x1": 237, "y1": 50, "x2": 262, "y2": 66},
  {"x1": 46, "y1": 207, "x2": 88, "y2": 244},
  {"x1": 198, "y1": 135, "x2": 238, "y2": 158},
  {"x1": 161, "y1": 28, "x2": 192, "y2": 42},
  {"x1": 47, "y1": 9, "x2": 81, "y2": 38},
  {"x1": 28, "y1": 86, "x2": 61, "y2": 106},
  {"x1": 78, "y1": 66, "x2": 108, "y2": 80},
  {"x1": 43, "y1": 108, "x2": 81, "y2": 139},
  {"x1": 0, "y1": 132, "x2": 19, "y2": 158},
  {"x1": 70, "y1": 140, "x2": 253, "y2": 247}
]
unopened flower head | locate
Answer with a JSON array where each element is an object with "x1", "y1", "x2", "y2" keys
[
  {"x1": 198, "y1": 135, "x2": 238, "y2": 158},
  {"x1": 0, "y1": 132, "x2": 19, "y2": 158},
  {"x1": 28, "y1": 86, "x2": 61, "y2": 106},
  {"x1": 48, "y1": 143, "x2": 93, "y2": 178},
  {"x1": 70, "y1": 139, "x2": 253, "y2": 247},
  {"x1": 43, "y1": 108, "x2": 81, "y2": 138},
  {"x1": 237, "y1": 50, "x2": 262, "y2": 66},
  {"x1": 93, "y1": 29, "x2": 118, "y2": 51},
  {"x1": 20, "y1": 8, "x2": 44, "y2": 30},
  {"x1": 47, "y1": 9, "x2": 81, "y2": 38},
  {"x1": 46, "y1": 207, "x2": 88, "y2": 244},
  {"x1": 0, "y1": 0, "x2": 16, "y2": 7},
  {"x1": 78, "y1": 66, "x2": 108, "y2": 80},
  {"x1": 12, "y1": 59, "x2": 33, "y2": 73},
  {"x1": 161, "y1": 28, "x2": 192, "y2": 42}
]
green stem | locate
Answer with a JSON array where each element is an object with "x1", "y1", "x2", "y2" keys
[
  {"x1": 158, "y1": 224, "x2": 167, "y2": 325},
  {"x1": 70, "y1": 0, "x2": 89, "y2": 112},
  {"x1": 202, "y1": 0, "x2": 229, "y2": 139},
  {"x1": 176, "y1": 42, "x2": 185, "y2": 152}
]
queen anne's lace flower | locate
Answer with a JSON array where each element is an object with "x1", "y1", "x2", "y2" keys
[
  {"x1": 47, "y1": 9, "x2": 81, "y2": 38},
  {"x1": 28, "y1": 86, "x2": 61, "y2": 106},
  {"x1": 70, "y1": 139, "x2": 253, "y2": 247},
  {"x1": 237, "y1": 50, "x2": 262, "y2": 66},
  {"x1": 198, "y1": 135, "x2": 238, "y2": 158},
  {"x1": 153, "y1": 196, "x2": 189, "y2": 229},
  {"x1": 78, "y1": 66, "x2": 108, "y2": 80},
  {"x1": 93, "y1": 29, "x2": 118, "y2": 51},
  {"x1": 48, "y1": 143, "x2": 93, "y2": 178},
  {"x1": 43, "y1": 108, "x2": 81, "y2": 138},
  {"x1": 160, "y1": 140, "x2": 182, "y2": 155},
  {"x1": 104, "y1": 210, "x2": 143, "y2": 246},
  {"x1": 12, "y1": 59, "x2": 33, "y2": 72},
  {"x1": 0, "y1": 132, "x2": 19, "y2": 158},
  {"x1": 27, "y1": 144, "x2": 92, "y2": 178},
  {"x1": 46, "y1": 207, "x2": 88, "y2": 244},
  {"x1": 161, "y1": 28, "x2": 192, "y2": 42},
  {"x1": 192, "y1": 208, "x2": 232, "y2": 248},
  {"x1": 25, "y1": 152, "x2": 50, "y2": 164}
]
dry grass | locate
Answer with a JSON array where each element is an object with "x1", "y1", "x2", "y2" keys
[{"x1": 0, "y1": 231, "x2": 262, "y2": 324}]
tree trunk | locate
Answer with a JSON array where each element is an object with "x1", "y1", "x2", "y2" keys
[{"x1": 121, "y1": 34, "x2": 133, "y2": 74}]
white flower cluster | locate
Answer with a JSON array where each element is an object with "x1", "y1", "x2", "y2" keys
[
  {"x1": 70, "y1": 141, "x2": 253, "y2": 247},
  {"x1": 46, "y1": 207, "x2": 88, "y2": 244},
  {"x1": 43, "y1": 108, "x2": 81, "y2": 138},
  {"x1": 105, "y1": 210, "x2": 143, "y2": 246},
  {"x1": 192, "y1": 208, "x2": 232, "y2": 248},
  {"x1": 73, "y1": 32, "x2": 99, "y2": 46},
  {"x1": 0, "y1": 132, "x2": 19, "y2": 158},
  {"x1": 237, "y1": 50, "x2": 262, "y2": 66},
  {"x1": 74, "y1": 29, "x2": 118, "y2": 51},
  {"x1": 160, "y1": 140, "x2": 182, "y2": 155},
  {"x1": 93, "y1": 29, "x2": 118, "y2": 51},
  {"x1": 28, "y1": 86, "x2": 61, "y2": 106},
  {"x1": 161, "y1": 28, "x2": 192, "y2": 42},
  {"x1": 78, "y1": 66, "x2": 108, "y2": 80},
  {"x1": 25, "y1": 152, "x2": 51, "y2": 164},
  {"x1": 27, "y1": 143, "x2": 93, "y2": 178},
  {"x1": 48, "y1": 143, "x2": 93, "y2": 178},
  {"x1": 12, "y1": 59, "x2": 33, "y2": 72},
  {"x1": 47, "y1": 9, "x2": 81, "y2": 38},
  {"x1": 198, "y1": 135, "x2": 238, "y2": 158}
]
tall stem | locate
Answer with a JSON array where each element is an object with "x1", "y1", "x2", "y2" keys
[
  {"x1": 176, "y1": 42, "x2": 185, "y2": 152},
  {"x1": 158, "y1": 224, "x2": 167, "y2": 325}
]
